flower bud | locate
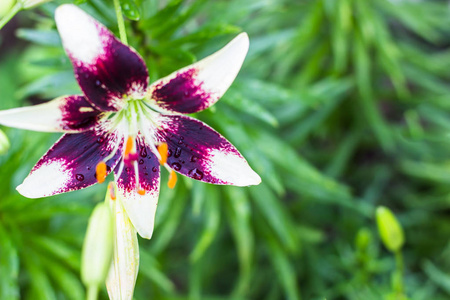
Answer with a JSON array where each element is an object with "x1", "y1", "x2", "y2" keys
[
  {"x1": 376, "y1": 206, "x2": 405, "y2": 252},
  {"x1": 81, "y1": 201, "x2": 114, "y2": 290},
  {"x1": 0, "y1": 0, "x2": 15, "y2": 18},
  {"x1": 19, "y1": 0, "x2": 51, "y2": 9},
  {"x1": 0, "y1": 129, "x2": 10, "y2": 155},
  {"x1": 106, "y1": 182, "x2": 139, "y2": 300}
]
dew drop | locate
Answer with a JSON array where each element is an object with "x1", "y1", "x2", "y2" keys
[
  {"x1": 190, "y1": 155, "x2": 198, "y2": 162},
  {"x1": 174, "y1": 147, "x2": 182, "y2": 158},
  {"x1": 125, "y1": 167, "x2": 131, "y2": 172},
  {"x1": 178, "y1": 137, "x2": 184, "y2": 145},
  {"x1": 95, "y1": 80, "x2": 101, "y2": 86},
  {"x1": 140, "y1": 147, "x2": 147, "y2": 157},
  {"x1": 97, "y1": 137, "x2": 104, "y2": 143},
  {"x1": 139, "y1": 159, "x2": 144, "y2": 165},
  {"x1": 152, "y1": 166, "x2": 158, "y2": 172},
  {"x1": 168, "y1": 149, "x2": 173, "y2": 157},
  {"x1": 76, "y1": 174, "x2": 85, "y2": 181},
  {"x1": 172, "y1": 162, "x2": 181, "y2": 171},
  {"x1": 188, "y1": 168, "x2": 203, "y2": 180}
]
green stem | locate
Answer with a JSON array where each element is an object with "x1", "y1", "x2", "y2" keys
[
  {"x1": 113, "y1": 0, "x2": 128, "y2": 45},
  {"x1": 0, "y1": 3, "x2": 22, "y2": 31},
  {"x1": 86, "y1": 285, "x2": 98, "y2": 300},
  {"x1": 393, "y1": 250, "x2": 404, "y2": 293}
]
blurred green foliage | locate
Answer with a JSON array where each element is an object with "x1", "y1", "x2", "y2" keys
[{"x1": 1, "y1": 0, "x2": 450, "y2": 299}]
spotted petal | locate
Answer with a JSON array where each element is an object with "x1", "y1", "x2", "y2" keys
[
  {"x1": 0, "y1": 95, "x2": 100, "y2": 133},
  {"x1": 17, "y1": 128, "x2": 122, "y2": 198},
  {"x1": 147, "y1": 33, "x2": 249, "y2": 114},
  {"x1": 55, "y1": 4, "x2": 149, "y2": 112},
  {"x1": 114, "y1": 136, "x2": 160, "y2": 239},
  {"x1": 156, "y1": 115, "x2": 260, "y2": 186}
]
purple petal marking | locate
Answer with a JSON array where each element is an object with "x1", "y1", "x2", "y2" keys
[
  {"x1": 150, "y1": 68, "x2": 213, "y2": 114},
  {"x1": 156, "y1": 115, "x2": 261, "y2": 186},
  {"x1": 74, "y1": 40, "x2": 149, "y2": 112},
  {"x1": 115, "y1": 136, "x2": 160, "y2": 194},
  {"x1": 56, "y1": 5, "x2": 148, "y2": 112},
  {"x1": 60, "y1": 95, "x2": 101, "y2": 131},
  {"x1": 148, "y1": 33, "x2": 249, "y2": 114},
  {"x1": 17, "y1": 129, "x2": 123, "y2": 198}
]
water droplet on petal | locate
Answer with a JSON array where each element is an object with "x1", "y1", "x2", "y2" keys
[
  {"x1": 97, "y1": 137, "x2": 104, "y2": 143},
  {"x1": 95, "y1": 80, "x2": 101, "y2": 86},
  {"x1": 172, "y1": 162, "x2": 181, "y2": 171},
  {"x1": 174, "y1": 147, "x2": 182, "y2": 158},
  {"x1": 76, "y1": 174, "x2": 85, "y2": 181},
  {"x1": 168, "y1": 149, "x2": 173, "y2": 157},
  {"x1": 190, "y1": 156, "x2": 198, "y2": 162},
  {"x1": 139, "y1": 159, "x2": 144, "y2": 165},
  {"x1": 188, "y1": 168, "x2": 203, "y2": 180},
  {"x1": 152, "y1": 166, "x2": 158, "y2": 172}
]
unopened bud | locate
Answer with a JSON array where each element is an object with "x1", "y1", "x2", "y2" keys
[
  {"x1": 106, "y1": 183, "x2": 139, "y2": 300},
  {"x1": 81, "y1": 201, "x2": 114, "y2": 290},
  {"x1": 19, "y1": 0, "x2": 51, "y2": 9},
  {"x1": 0, "y1": 129, "x2": 10, "y2": 155},
  {"x1": 376, "y1": 206, "x2": 405, "y2": 253},
  {"x1": 0, "y1": 0, "x2": 15, "y2": 17}
]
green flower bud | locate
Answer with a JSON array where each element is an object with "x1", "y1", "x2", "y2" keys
[
  {"x1": 0, "y1": 129, "x2": 10, "y2": 155},
  {"x1": 0, "y1": 0, "x2": 15, "y2": 18},
  {"x1": 106, "y1": 182, "x2": 139, "y2": 300},
  {"x1": 376, "y1": 206, "x2": 405, "y2": 253},
  {"x1": 81, "y1": 201, "x2": 114, "y2": 291}
]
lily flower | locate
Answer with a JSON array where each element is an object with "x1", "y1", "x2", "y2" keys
[{"x1": 0, "y1": 4, "x2": 261, "y2": 238}]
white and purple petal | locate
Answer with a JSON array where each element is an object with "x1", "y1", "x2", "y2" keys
[
  {"x1": 156, "y1": 115, "x2": 260, "y2": 186},
  {"x1": 147, "y1": 33, "x2": 249, "y2": 114},
  {"x1": 55, "y1": 4, "x2": 149, "y2": 112},
  {"x1": 17, "y1": 128, "x2": 123, "y2": 198},
  {"x1": 0, "y1": 95, "x2": 100, "y2": 133},
  {"x1": 114, "y1": 136, "x2": 160, "y2": 239}
]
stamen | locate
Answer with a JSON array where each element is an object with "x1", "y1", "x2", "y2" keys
[
  {"x1": 124, "y1": 136, "x2": 134, "y2": 158},
  {"x1": 168, "y1": 170, "x2": 177, "y2": 189},
  {"x1": 96, "y1": 162, "x2": 107, "y2": 183},
  {"x1": 108, "y1": 182, "x2": 116, "y2": 200},
  {"x1": 157, "y1": 143, "x2": 168, "y2": 165},
  {"x1": 137, "y1": 189, "x2": 146, "y2": 195}
]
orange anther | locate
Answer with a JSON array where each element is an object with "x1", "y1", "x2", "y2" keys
[
  {"x1": 137, "y1": 189, "x2": 146, "y2": 196},
  {"x1": 157, "y1": 143, "x2": 168, "y2": 165},
  {"x1": 124, "y1": 136, "x2": 134, "y2": 158},
  {"x1": 168, "y1": 170, "x2": 177, "y2": 189},
  {"x1": 96, "y1": 161, "x2": 107, "y2": 183},
  {"x1": 108, "y1": 182, "x2": 116, "y2": 200}
]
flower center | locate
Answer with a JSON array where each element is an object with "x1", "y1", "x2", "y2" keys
[{"x1": 94, "y1": 99, "x2": 177, "y2": 193}]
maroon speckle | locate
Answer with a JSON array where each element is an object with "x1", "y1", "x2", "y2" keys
[
  {"x1": 172, "y1": 162, "x2": 181, "y2": 171},
  {"x1": 174, "y1": 147, "x2": 182, "y2": 158},
  {"x1": 140, "y1": 147, "x2": 147, "y2": 157},
  {"x1": 188, "y1": 168, "x2": 203, "y2": 180},
  {"x1": 152, "y1": 166, "x2": 158, "y2": 172},
  {"x1": 97, "y1": 137, "x2": 104, "y2": 143},
  {"x1": 76, "y1": 174, "x2": 85, "y2": 181}
]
